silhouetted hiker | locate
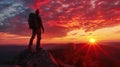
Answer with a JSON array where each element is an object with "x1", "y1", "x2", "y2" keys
[{"x1": 28, "y1": 9, "x2": 44, "y2": 52}]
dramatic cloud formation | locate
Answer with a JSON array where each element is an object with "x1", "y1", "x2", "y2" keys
[
  {"x1": 43, "y1": 0, "x2": 120, "y2": 32},
  {"x1": 0, "y1": 0, "x2": 120, "y2": 43}
]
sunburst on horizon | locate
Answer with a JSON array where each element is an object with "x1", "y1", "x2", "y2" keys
[{"x1": 89, "y1": 38, "x2": 96, "y2": 44}]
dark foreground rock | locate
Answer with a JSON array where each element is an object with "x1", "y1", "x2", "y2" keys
[{"x1": 14, "y1": 49, "x2": 58, "y2": 67}]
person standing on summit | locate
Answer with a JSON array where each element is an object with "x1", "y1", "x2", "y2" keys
[{"x1": 28, "y1": 9, "x2": 44, "y2": 52}]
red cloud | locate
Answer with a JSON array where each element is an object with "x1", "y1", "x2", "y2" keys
[
  {"x1": 31, "y1": 0, "x2": 50, "y2": 10},
  {"x1": 2, "y1": 0, "x2": 120, "y2": 39},
  {"x1": 37, "y1": 0, "x2": 120, "y2": 32}
]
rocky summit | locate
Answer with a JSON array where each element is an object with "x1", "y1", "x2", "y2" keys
[{"x1": 14, "y1": 49, "x2": 58, "y2": 67}]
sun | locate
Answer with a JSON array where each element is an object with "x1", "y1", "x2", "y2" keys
[{"x1": 89, "y1": 38, "x2": 96, "y2": 44}]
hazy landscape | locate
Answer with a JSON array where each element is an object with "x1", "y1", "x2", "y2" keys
[{"x1": 0, "y1": 42, "x2": 120, "y2": 67}]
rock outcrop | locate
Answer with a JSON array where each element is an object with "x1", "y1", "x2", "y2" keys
[{"x1": 15, "y1": 49, "x2": 58, "y2": 67}]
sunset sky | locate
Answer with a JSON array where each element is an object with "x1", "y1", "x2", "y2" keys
[{"x1": 0, "y1": 0, "x2": 120, "y2": 45}]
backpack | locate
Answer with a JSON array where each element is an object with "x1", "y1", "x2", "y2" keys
[{"x1": 28, "y1": 13, "x2": 36, "y2": 29}]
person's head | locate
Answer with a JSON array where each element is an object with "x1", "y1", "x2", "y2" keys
[{"x1": 35, "y1": 9, "x2": 39, "y2": 15}]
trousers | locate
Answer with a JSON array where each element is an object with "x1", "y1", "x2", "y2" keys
[{"x1": 29, "y1": 29, "x2": 41, "y2": 50}]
